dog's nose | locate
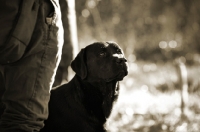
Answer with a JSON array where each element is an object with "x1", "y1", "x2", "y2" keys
[
  {"x1": 116, "y1": 58, "x2": 127, "y2": 64},
  {"x1": 113, "y1": 53, "x2": 127, "y2": 64}
]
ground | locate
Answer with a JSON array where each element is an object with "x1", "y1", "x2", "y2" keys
[{"x1": 105, "y1": 61, "x2": 200, "y2": 132}]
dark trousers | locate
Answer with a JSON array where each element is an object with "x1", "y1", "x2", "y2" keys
[{"x1": 0, "y1": 0, "x2": 64, "y2": 131}]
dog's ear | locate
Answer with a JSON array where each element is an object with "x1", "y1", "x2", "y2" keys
[{"x1": 71, "y1": 48, "x2": 87, "y2": 79}]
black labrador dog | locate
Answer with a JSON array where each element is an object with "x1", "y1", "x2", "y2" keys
[{"x1": 40, "y1": 41, "x2": 128, "y2": 132}]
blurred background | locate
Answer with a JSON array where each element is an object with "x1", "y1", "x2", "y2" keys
[{"x1": 70, "y1": 0, "x2": 200, "y2": 131}]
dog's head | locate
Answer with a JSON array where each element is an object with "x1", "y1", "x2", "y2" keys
[{"x1": 71, "y1": 41, "x2": 128, "y2": 82}]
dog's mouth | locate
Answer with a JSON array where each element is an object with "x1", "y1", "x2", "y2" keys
[
  {"x1": 103, "y1": 61, "x2": 128, "y2": 82},
  {"x1": 115, "y1": 62, "x2": 129, "y2": 81},
  {"x1": 116, "y1": 70, "x2": 128, "y2": 81},
  {"x1": 105, "y1": 70, "x2": 128, "y2": 82}
]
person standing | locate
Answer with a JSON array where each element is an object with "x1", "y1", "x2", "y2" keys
[{"x1": 0, "y1": 0, "x2": 75, "y2": 131}]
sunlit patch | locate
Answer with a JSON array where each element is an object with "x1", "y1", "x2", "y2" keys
[
  {"x1": 113, "y1": 53, "x2": 124, "y2": 58},
  {"x1": 105, "y1": 62, "x2": 200, "y2": 131},
  {"x1": 104, "y1": 42, "x2": 109, "y2": 47},
  {"x1": 106, "y1": 41, "x2": 118, "y2": 47},
  {"x1": 142, "y1": 63, "x2": 157, "y2": 72},
  {"x1": 125, "y1": 78, "x2": 134, "y2": 87},
  {"x1": 141, "y1": 85, "x2": 149, "y2": 92},
  {"x1": 174, "y1": 108, "x2": 181, "y2": 116},
  {"x1": 176, "y1": 122, "x2": 188, "y2": 132},
  {"x1": 128, "y1": 62, "x2": 138, "y2": 72},
  {"x1": 125, "y1": 107, "x2": 134, "y2": 116},
  {"x1": 122, "y1": 114, "x2": 130, "y2": 124},
  {"x1": 162, "y1": 124, "x2": 168, "y2": 130}
]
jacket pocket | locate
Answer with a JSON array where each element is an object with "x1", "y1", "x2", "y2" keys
[{"x1": 0, "y1": 0, "x2": 39, "y2": 64}]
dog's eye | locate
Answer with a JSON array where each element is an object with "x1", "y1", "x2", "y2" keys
[
  {"x1": 99, "y1": 52, "x2": 106, "y2": 57},
  {"x1": 116, "y1": 49, "x2": 122, "y2": 54}
]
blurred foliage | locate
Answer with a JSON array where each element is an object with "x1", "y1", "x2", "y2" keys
[
  {"x1": 105, "y1": 62, "x2": 200, "y2": 132},
  {"x1": 75, "y1": 0, "x2": 200, "y2": 64}
]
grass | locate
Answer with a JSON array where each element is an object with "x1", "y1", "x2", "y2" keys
[{"x1": 105, "y1": 61, "x2": 200, "y2": 132}]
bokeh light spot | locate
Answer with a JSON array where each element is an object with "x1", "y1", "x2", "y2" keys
[
  {"x1": 162, "y1": 124, "x2": 168, "y2": 130},
  {"x1": 87, "y1": 0, "x2": 96, "y2": 8},
  {"x1": 125, "y1": 78, "x2": 134, "y2": 87},
  {"x1": 128, "y1": 54, "x2": 136, "y2": 62},
  {"x1": 169, "y1": 40, "x2": 177, "y2": 48},
  {"x1": 112, "y1": 15, "x2": 120, "y2": 25},
  {"x1": 159, "y1": 41, "x2": 167, "y2": 49},
  {"x1": 141, "y1": 85, "x2": 149, "y2": 92},
  {"x1": 125, "y1": 107, "x2": 134, "y2": 116},
  {"x1": 81, "y1": 9, "x2": 90, "y2": 18}
]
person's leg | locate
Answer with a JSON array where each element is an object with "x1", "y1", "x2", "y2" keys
[
  {"x1": 0, "y1": 68, "x2": 5, "y2": 118},
  {"x1": 0, "y1": 0, "x2": 64, "y2": 131}
]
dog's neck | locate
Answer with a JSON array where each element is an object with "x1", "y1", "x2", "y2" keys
[{"x1": 74, "y1": 75, "x2": 119, "y2": 119}]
